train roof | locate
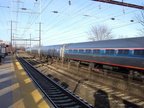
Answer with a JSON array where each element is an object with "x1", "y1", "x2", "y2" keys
[
  {"x1": 40, "y1": 44, "x2": 63, "y2": 49},
  {"x1": 65, "y1": 37, "x2": 144, "y2": 49}
]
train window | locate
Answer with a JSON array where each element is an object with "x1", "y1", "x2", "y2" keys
[
  {"x1": 73, "y1": 49, "x2": 78, "y2": 53},
  {"x1": 105, "y1": 49, "x2": 114, "y2": 54},
  {"x1": 69, "y1": 49, "x2": 73, "y2": 53},
  {"x1": 133, "y1": 50, "x2": 144, "y2": 56},
  {"x1": 93, "y1": 49, "x2": 100, "y2": 54},
  {"x1": 85, "y1": 49, "x2": 91, "y2": 53},
  {"x1": 117, "y1": 50, "x2": 129, "y2": 55},
  {"x1": 79, "y1": 49, "x2": 84, "y2": 53}
]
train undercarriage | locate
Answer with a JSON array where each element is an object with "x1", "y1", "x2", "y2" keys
[{"x1": 29, "y1": 53, "x2": 144, "y2": 80}]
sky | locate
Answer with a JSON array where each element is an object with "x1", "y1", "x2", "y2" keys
[{"x1": 0, "y1": 0, "x2": 143, "y2": 47}]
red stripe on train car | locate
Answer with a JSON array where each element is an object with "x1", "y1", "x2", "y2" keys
[
  {"x1": 65, "y1": 48, "x2": 144, "y2": 50},
  {"x1": 65, "y1": 57, "x2": 144, "y2": 70}
]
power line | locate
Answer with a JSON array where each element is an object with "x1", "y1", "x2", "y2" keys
[
  {"x1": 42, "y1": 8, "x2": 138, "y2": 41},
  {"x1": 43, "y1": 1, "x2": 95, "y2": 34},
  {"x1": 92, "y1": 0, "x2": 144, "y2": 10}
]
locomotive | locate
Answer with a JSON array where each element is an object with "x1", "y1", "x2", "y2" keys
[{"x1": 26, "y1": 37, "x2": 144, "y2": 76}]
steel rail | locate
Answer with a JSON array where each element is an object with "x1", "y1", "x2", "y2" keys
[{"x1": 17, "y1": 57, "x2": 93, "y2": 108}]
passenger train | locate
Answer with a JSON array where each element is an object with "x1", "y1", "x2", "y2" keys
[{"x1": 26, "y1": 37, "x2": 144, "y2": 76}]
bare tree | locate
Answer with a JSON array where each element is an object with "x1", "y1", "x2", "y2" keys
[
  {"x1": 137, "y1": 11, "x2": 144, "y2": 26},
  {"x1": 137, "y1": 29, "x2": 144, "y2": 36},
  {"x1": 136, "y1": 10, "x2": 144, "y2": 36},
  {"x1": 87, "y1": 25, "x2": 114, "y2": 41}
]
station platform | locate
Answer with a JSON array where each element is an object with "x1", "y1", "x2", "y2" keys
[{"x1": 0, "y1": 55, "x2": 53, "y2": 108}]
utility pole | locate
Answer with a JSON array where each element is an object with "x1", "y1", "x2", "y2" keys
[
  {"x1": 26, "y1": 39, "x2": 27, "y2": 48},
  {"x1": 30, "y1": 33, "x2": 31, "y2": 48},
  {"x1": 10, "y1": 0, "x2": 42, "y2": 48},
  {"x1": 11, "y1": 20, "x2": 13, "y2": 52},
  {"x1": 39, "y1": 0, "x2": 42, "y2": 47},
  {"x1": 39, "y1": 22, "x2": 41, "y2": 47},
  {"x1": 13, "y1": 33, "x2": 14, "y2": 48}
]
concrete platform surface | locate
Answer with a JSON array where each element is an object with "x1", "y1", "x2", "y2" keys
[{"x1": 0, "y1": 55, "x2": 54, "y2": 108}]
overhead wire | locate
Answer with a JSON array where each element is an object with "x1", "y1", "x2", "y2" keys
[
  {"x1": 42, "y1": 1, "x2": 119, "y2": 37},
  {"x1": 46, "y1": 22, "x2": 140, "y2": 45},
  {"x1": 20, "y1": 1, "x2": 40, "y2": 39},
  {"x1": 0, "y1": 3, "x2": 10, "y2": 38},
  {"x1": 44, "y1": 0, "x2": 117, "y2": 33},
  {"x1": 4, "y1": 0, "x2": 142, "y2": 46},
  {"x1": 42, "y1": 2, "x2": 69, "y2": 30},
  {"x1": 41, "y1": 4, "x2": 136, "y2": 39},
  {"x1": 17, "y1": 0, "x2": 54, "y2": 46},
  {"x1": 20, "y1": 0, "x2": 54, "y2": 39},
  {"x1": 19, "y1": 0, "x2": 25, "y2": 27},
  {"x1": 15, "y1": 0, "x2": 21, "y2": 46},
  {"x1": 43, "y1": 1, "x2": 94, "y2": 34},
  {"x1": 42, "y1": 0, "x2": 90, "y2": 30},
  {"x1": 17, "y1": 0, "x2": 107, "y2": 43},
  {"x1": 42, "y1": 9, "x2": 140, "y2": 43}
]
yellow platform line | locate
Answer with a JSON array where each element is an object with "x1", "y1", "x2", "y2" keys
[{"x1": 12, "y1": 58, "x2": 50, "y2": 108}]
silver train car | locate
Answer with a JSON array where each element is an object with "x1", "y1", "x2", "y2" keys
[{"x1": 26, "y1": 37, "x2": 144, "y2": 76}]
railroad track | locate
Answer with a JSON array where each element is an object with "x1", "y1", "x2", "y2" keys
[
  {"x1": 17, "y1": 57, "x2": 93, "y2": 108},
  {"x1": 25, "y1": 57, "x2": 144, "y2": 108},
  {"x1": 16, "y1": 51, "x2": 144, "y2": 108}
]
